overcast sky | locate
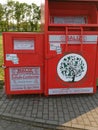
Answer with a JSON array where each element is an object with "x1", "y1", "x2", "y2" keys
[{"x1": 0, "y1": 0, "x2": 41, "y2": 6}]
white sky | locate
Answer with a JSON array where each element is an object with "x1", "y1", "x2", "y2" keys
[{"x1": 0, "y1": 0, "x2": 41, "y2": 6}]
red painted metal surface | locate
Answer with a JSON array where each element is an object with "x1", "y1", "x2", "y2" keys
[
  {"x1": 3, "y1": 32, "x2": 44, "y2": 95},
  {"x1": 3, "y1": 0, "x2": 98, "y2": 95},
  {"x1": 44, "y1": 0, "x2": 98, "y2": 95}
]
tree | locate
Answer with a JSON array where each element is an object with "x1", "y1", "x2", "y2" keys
[
  {"x1": 7, "y1": 0, "x2": 15, "y2": 31},
  {"x1": 3, "y1": 0, "x2": 15, "y2": 31},
  {"x1": 57, "y1": 54, "x2": 87, "y2": 82},
  {"x1": 30, "y1": 3, "x2": 41, "y2": 31},
  {"x1": 22, "y1": 4, "x2": 32, "y2": 31},
  {"x1": 0, "y1": 0, "x2": 41, "y2": 32},
  {"x1": 0, "y1": 4, "x2": 5, "y2": 31}
]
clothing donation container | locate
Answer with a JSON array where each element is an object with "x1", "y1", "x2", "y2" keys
[
  {"x1": 3, "y1": 32, "x2": 44, "y2": 95},
  {"x1": 3, "y1": 0, "x2": 98, "y2": 96},
  {"x1": 43, "y1": 0, "x2": 98, "y2": 96}
]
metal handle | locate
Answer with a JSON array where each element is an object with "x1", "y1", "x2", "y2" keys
[{"x1": 65, "y1": 26, "x2": 83, "y2": 52}]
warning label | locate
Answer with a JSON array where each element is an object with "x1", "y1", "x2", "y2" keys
[{"x1": 9, "y1": 67, "x2": 40, "y2": 91}]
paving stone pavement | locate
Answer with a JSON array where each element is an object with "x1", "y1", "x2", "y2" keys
[
  {"x1": 0, "y1": 89, "x2": 98, "y2": 130},
  {"x1": 0, "y1": 117, "x2": 45, "y2": 130}
]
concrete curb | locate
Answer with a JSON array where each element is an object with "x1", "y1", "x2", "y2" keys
[{"x1": 0, "y1": 112, "x2": 83, "y2": 130}]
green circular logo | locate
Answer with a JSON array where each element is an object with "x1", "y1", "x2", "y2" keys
[{"x1": 57, "y1": 53, "x2": 87, "y2": 82}]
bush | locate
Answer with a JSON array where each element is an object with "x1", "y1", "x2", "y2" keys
[{"x1": 0, "y1": 34, "x2": 4, "y2": 89}]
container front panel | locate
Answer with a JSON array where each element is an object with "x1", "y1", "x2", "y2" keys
[
  {"x1": 45, "y1": 34, "x2": 97, "y2": 95},
  {"x1": 3, "y1": 33, "x2": 44, "y2": 95}
]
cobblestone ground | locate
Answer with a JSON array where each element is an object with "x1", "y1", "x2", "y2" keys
[
  {"x1": 0, "y1": 89, "x2": 98, "y2": 130},
  {"x1": 0, "y1": 118, "x2": 44, "y2": 130},
  {"x1": 0, "y1": 117, "x2": 80, "y2": 130}
]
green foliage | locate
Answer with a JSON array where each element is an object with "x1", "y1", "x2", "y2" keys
[
  {"x1": 0, "y1": 34, "x2": 4, "y2": 89},
  {"x1": 0, "y1": 0, "x2": 41, "y2": 32}
]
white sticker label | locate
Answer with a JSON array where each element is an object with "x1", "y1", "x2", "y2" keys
[
  {"x1": 10, "y1": 67, "x2": 40, "y2": 91},
  {"x1": 49, "y1": 35, "x2": 97, "y2": 44},
  {"x1": 50, "y1": 42, "x2": 62, "y2": 54},
  {"x1": 50, "y1": 43, "x2": 60, "y2": 50},
  {"x1": 49, "y1": 35, "x2": 65, "y2": 42},
  {"x1": 56, "y1": 46, "x2": 62, "y2": 54},
  {"x1": 6, "y1": 54, "x2": 19, "y2": 64},
  {"x1": 49, "y1": 88, "x2": 93, "y2": 95},
  {"x1": 14, "y1": 40, "x2": 34, "y2": 50}
]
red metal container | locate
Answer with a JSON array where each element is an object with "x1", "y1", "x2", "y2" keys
[
  {"x1": 43, "y1": 0, "x2": 98, "y2": 95},
  {"x1": 3, "y1": 32, "x2": 44, "y2": 95}
]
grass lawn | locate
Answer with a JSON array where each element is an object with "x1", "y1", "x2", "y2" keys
[{"x1": 0, "y1": 33, "x2": 4, "y2": 88}]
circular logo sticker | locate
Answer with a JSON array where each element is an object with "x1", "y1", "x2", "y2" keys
[{"x1": 57, "y1": 53, "x2": 87, "y2": 82}]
